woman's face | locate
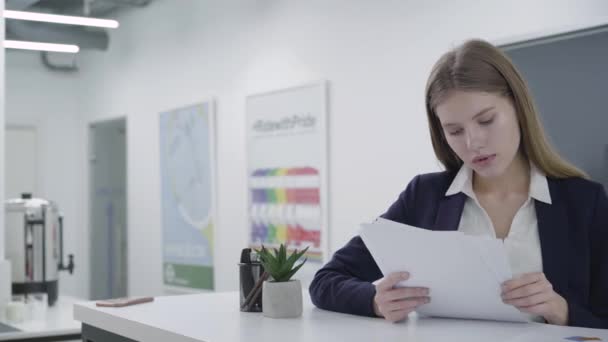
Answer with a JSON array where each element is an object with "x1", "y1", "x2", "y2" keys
[{"x1": 434, "y1": 90, "x2": 522, "y2": 179}]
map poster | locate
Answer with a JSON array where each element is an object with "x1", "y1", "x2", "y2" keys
[
  {"x1": 159, "y1": 101, "x2": 216, "y2": 290},
  {"x1": 246, "y1": 82, "x2": 329, "y2": 264}
]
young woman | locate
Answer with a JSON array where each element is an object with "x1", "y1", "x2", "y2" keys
[{"x1": 309, "y1": 39, "x2": 608, "y2": 329}]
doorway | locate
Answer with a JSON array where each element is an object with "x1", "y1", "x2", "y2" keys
[{"x1": 89, "y1": 118, "x2": 128, "y2": 300}]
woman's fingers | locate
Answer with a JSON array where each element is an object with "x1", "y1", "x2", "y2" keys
[
  {"x1": 384, "y1": 297, "x2": 431, "y2": 322},
  {"x1": 501, "y1": 272, "x2": 555, "y2": 308},
  {"x1": 376, "y1": 272, "x2": 410, "y2": 292},
  {"x1": 373, "y1": 272, "x2": 431, "y2": 321},
  {"x1": 385, "y1": 297, "x2": 431, "y2": 312},
  {"x1": 383, "y1": 287, "x2": 430, "y2": 301},
  {"x1": 504, "y1": 291, "x2": 554, "y2": 308},
  {"x1": 502, "y1": 280, "x2": 551, "y2": 300},
  {"x1": 502, "y1": 272, "x2": 545, "y2": 292}
]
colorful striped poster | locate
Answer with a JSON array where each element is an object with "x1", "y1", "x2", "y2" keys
[{"x1": 246, "y1": 82, "x2": 328, "y2": 263}]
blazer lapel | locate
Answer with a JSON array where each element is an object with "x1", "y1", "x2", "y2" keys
[
  {"x1": 434, "y1": 193, "x2": 466, "y2": 231},
  {"x1": 535, "y1": 180, "x2": 569, "y2": 296}
]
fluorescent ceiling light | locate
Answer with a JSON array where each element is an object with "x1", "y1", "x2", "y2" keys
[
  {"x1": 3, "y1": 10, "x2": 119, "y2": 29},
  {"x1": 4, "y1": 40, "x2": 80, "y2": 53}
]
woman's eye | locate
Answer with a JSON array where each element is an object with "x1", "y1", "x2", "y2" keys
[
  {"x1": 448, "y1": 129, "x2": 463, "y2": 136},
  {"x1": 479, "y1": 118, "x2": 494, "y2": 125}
]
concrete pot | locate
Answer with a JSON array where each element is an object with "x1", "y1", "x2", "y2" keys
[{"x1": 262, "y1": 279, "x2": 302, "y2": 318}]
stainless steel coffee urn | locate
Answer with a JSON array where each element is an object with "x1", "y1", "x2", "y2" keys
[{"x1": 4, "y1": 193, "x2": 75, "y2": 306}]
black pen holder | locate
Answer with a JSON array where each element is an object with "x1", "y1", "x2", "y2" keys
[{"x1": 239, "y1": 262, "x2": 264, "y2": 312}]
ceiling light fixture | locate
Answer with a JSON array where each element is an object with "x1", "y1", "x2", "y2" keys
[
  {"x1": 3, "y1": 10, "x2": 119, "y2": 29},
  {"x1": 4, "y1": 40, "x2": 80, "y2": 53}
]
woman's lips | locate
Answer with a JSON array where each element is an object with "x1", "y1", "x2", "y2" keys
[{"x1": 472, "y1": 154, "x2": 496, "y2": 167}]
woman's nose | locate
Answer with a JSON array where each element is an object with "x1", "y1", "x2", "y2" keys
[{"x1": 465, "y1": 127, "x2": 485, "y2": 151}]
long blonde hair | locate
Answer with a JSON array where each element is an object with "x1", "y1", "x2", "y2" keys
[{"x1": 425, "y1": 39, "x2": 587, "y2": 179}]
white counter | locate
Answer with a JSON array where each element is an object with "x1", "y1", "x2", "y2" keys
[
  {"x1": 74, "y1": 291, "x2": 608, "y2": 342},
  {"x1": 0, "y1": 296, "x2": 82, "y2": 341}
]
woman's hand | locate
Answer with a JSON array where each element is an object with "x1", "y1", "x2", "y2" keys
[
  {"x1": 373, "y1": 272, "x2": 431, "y2": 322},
  {"x1": 501, "y1": 272, "x2": 568, "y2": 325}
]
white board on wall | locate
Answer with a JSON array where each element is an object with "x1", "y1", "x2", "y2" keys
[{"x1": 246, "y1": 81, "x2": 329, "y2": 278}]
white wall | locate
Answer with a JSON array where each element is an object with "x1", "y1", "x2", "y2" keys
[
  {"x1": 0, "y1": 0, "x2": 5, "y2": 260},
  {"x1": 5, "y1": 52, "x2": 86, "y2": 298},
  {"x1": 72, "y1": 0, "x2": 608, "y2": 297}
]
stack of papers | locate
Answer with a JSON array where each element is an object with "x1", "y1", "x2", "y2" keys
[{"x1": 360, "y1": 218, "x2": 528, "y2": 323}]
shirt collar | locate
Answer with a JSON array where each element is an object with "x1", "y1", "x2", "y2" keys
[
  {"x1": 445, "y1": 165, "x2": 475, "y2": 199},
  {"x1": 445, "y1": 163, "x2": 552, "y2": 204}
]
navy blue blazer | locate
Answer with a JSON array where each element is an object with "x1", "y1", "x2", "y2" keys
[{"x1": 309, "y1": 171, "x2": 608, "y2": 329}]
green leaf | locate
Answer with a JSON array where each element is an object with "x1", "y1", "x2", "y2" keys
[
  {"x1": 282, "y1": 259, "x2": 307, "y2": 281},
  {"x1": 254, "y1": 244, "x2": 309, "y2": 282},
  {"x1": 279, "y1": 244, "x2": 286, "y2": 265},
  {"x1": 286, "y1": 246, "x2": 308, "y2": 266},
  {"x1": 276, "y1": 246, "x2": 308, "y2": 280}
]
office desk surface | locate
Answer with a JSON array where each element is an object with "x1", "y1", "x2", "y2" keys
[
  {"x1": 0, "y1": 296, "x2": 82, "y2": 341},
  {"x1": 74, "y1": 291, "x2": 607, "y2": 342}
]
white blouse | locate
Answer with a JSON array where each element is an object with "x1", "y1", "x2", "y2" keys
[
  {"x1": 446, "y1": 164, "x2": 551, "y2": 322},
  {"x1": 445, "y1": 164, "x2": 551, "y2": 278}
]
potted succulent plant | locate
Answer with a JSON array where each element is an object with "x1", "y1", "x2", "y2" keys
[{"x1": 256, "y1": 244, "x2": 308, "y2": 318}]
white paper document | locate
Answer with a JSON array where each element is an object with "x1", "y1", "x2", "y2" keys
[{"x1": 359, "y1": 218, "x2": 529, "y2": 323}]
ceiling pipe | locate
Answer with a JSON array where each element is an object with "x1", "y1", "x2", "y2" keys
[
  {"x1": 40, "y1": 51, "x2": 79, "y2": 72},
  {"x1": 5, "y1": 0, "x2": 42, "y2": 11}
]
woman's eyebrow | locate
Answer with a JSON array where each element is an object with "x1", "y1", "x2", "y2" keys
[{"x1": 442, "y1": 106, "x2": 495, "y2": 127}]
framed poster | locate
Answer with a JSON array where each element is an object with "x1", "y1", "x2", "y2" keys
[
  {"x1": 159, "y1": 101, "x2": 217, "y2": 290},
  {"x1": 246, "y1": 81, "x2": 329, "y2": 264}
]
